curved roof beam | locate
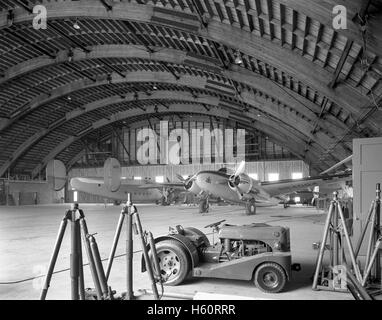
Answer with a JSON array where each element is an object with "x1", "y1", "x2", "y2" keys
[
  {"x1": 1, "y1": 71, "x2": 327, "y2": 145},
  {"x1": 0, "y1": 1, "x2": 371, "y2": 116},
  {"x1": 1, "y1": 71, "x2": 348, "y2": 176},
  {"x1": 30, "y1": 104, "x2": 325, "y2": 177},
  {"x1": 10, "y1": 92, "x2": 328, "y2": 179},
  {"x1": 0, "y1": 44, "x2": 350, "y2": 139}
]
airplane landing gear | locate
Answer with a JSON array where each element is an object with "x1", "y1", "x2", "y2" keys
[
  {"x1": 245, "y1": 199, "x2": 256, "y2": 215},
  {"x1": 199, "y1": 198, "x2": 210, "y2": 214},
  {"x1": 161, "y1": 196, "x2": 170, "y2": 206}
]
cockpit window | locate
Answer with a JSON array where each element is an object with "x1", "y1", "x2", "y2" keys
[{"x1": 218, "y1": 167, "x2": 233, "y2": 174}]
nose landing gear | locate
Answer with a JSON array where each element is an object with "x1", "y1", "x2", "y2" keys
[{"x1": 245, "y1": 199, "x2": 257, "y2": 215}]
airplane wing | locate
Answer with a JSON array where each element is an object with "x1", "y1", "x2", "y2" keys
[
  {"x1": 71, "y1": 177, "x2": 184, "y2": 190},
  {"x1": 137, "y1": 182, "x2": 185, "y2": 190},
  {"x1": 258, "y1": 173, "x2": 352, "y2": 198},
  {"x1": 71, "y1": 177, "x2": 103, "y2": 184}
]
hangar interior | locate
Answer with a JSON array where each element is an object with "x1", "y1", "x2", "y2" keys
[{"x1": 0, "y1": 0, "x2": 382, "y2": 301}]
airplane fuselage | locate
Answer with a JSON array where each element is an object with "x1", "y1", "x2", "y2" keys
[
  {"x1": 195, "y1": 170, "x2": 279, "y2": 205},
  {"x1": 71, "y1": 178, "x2": 163, "y2": 203}
]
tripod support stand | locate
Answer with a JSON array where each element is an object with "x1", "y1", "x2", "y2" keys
[
  {"x1": 312, "y1": 192, "x2": 362, "y2": 291},
  {"x1": 40, "y1": 203, "x2": 113, "y2": 300},
  {"x1": 354, "y1": 183, "x2": 381, "y2": 288},
  {"x1": 106, "y1": 194, "x2": 161, "y2": 300}
]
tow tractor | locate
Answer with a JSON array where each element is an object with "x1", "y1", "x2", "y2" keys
[{"x1": 143, "y1": 219, "x2": 299, "y2": 293}]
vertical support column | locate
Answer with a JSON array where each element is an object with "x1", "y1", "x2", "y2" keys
[
  {"x1": 125, "y1": 196, "x2": 134, "y2": 300},
  {"x1": 312, "y1": 201, "x2": 334, "y2": 290},
  {"x1": 40, "y1": 212, "x2": 69, "y2": 300},
  {"x1": 134, "y1": 210, "x2": 159, "y2": 300},
  {"x1": 106, "y1": 211, "x2": 125, "y2": 281},
  {"x1": 333, "y1": 201, "x2": 339, "y2": 268},
  {"x1": 70, "y1": 204, "x2": 80, "y2": 300},
  {"x1": 77, "y1": 221, "x2": 85, "y2": 300},
  {"x1": 80, "y1": 216, "x2": 103, "y2": 299},
  {"x1": 374, "y1": 183, "x2": 381, "y2": 282}
]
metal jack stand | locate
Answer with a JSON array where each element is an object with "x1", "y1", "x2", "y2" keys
[
  {"x1": 40, "y1": 203, "x2": 112, "y2": 300},
  {"x1": 106, "y1": 194, "x2": 160, "y2": 300},
  {"x1": 354, "y1": 183, "x2": 382, "y2": 291},
  {"x1": 312, "y1": 192, "x2": 362, "y2": 291}
]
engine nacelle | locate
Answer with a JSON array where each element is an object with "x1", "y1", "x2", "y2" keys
[
  {"x1": 228, "y1": 173, "x2": 252, "y2": 194},
  {"x1": 185, "y1": 179, "x2": 201, "y2": 194}
]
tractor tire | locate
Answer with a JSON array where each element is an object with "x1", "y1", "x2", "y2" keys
[
  {"x1": 254, "y1": 262, "x2": 287, "y2": 293},
  {"x1": 245, "y1": 199, "x2": 256, "y2": 215},
  {"x1": 199, "y1": 199, "x2": 209, "y2": 214},
  {"x1": 154, "y1": 240, "x2": 191, "y2": 286}
]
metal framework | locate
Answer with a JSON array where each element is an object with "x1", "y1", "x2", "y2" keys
[{"x1": 0, "y1": 0, "x2": 381, "y2": 177}]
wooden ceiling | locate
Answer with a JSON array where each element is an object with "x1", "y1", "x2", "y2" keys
[{"x1": 0, "y1": 0, "x2": 381, "y2": 176}]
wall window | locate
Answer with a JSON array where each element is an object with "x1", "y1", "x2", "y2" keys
[
  {"x1": 155, "y1": 176, "x2": 164, "y2": 183},
  {"x1": 249, "y1": 173, "x2": 258, "y2": 180},
  {"x1": 292, "y1": 172, "x2": 303, "y2": 179},
  {"x1": 134, "y1": 176, "x2": 142, "y2": 180},
  {"x1": 73, "y1": 191, "x2": 78, "y2": 202},
  {"x1": 268, "y1": 173, "x2": 279, "y2": 182},
  {"x1": 294, "y1": 196, "x2": 301, "y2": 203}
]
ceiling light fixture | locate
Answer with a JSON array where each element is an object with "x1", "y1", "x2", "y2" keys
[
  {"x1": 73, "y1": 20, "x2": 81, "y2": 30},
  {"x1": 68, "y1": 49, "x2": 74, "y2": 62},
  {"x1": 234, "y1": 51, "x2": 243, "y2": 65}
]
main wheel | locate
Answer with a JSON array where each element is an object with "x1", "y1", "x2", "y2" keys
[
  {"x1": 154, "y1": 240, "x2": 191, "y2": 286},
  {"x1": 245, "y1": 199, "x2": 256, "y2": 215},
  {"x1": 254, "y1": 262, "x2": 287, "y2": 293},
  {"x1": 199, "y1": 199, "x2": 209, "y2": 213}
]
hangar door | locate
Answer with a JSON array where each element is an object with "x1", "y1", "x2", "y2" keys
[{"x1": 353, "y1": 137, "x2": 382, "y2": 253}]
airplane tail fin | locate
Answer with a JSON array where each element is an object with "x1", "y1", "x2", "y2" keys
[
  {"x1": 103, "y1": 157, "x2": 121, "y2": 192},
  {"x1": 46, "y1": 159, "x2": 67, "y2": 191}
]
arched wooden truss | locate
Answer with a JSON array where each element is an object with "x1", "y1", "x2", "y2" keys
[{"x1": 0, "y1": 0, "x2": 381, "y2": 176}]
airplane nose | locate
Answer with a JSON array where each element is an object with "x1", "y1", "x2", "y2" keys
[
  {"x1": 196, "y1": 173, "x2": 209, "y2": 186},
  {"x1": 196, "y1": 173, "x2": 203, "y2": 183}
]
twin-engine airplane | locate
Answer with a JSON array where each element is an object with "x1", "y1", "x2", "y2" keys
[
  {"x1": 69, "y1": 158, "x2": 351, "y2": 215},
  {"x1": 175, "y1": 161, "x2": 352, "y2": 214}
]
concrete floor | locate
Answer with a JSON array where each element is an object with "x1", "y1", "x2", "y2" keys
[{"x1": 0, "y1": 203, "x2": 353, "y2": 300}]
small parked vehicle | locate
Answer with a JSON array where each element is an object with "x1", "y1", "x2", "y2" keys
[{"x1": 143, "y1": 220, "x2": 299, "y2": 293}]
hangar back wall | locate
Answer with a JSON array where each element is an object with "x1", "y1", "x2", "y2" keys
[{"x1": 70, "y1": 160, "x2": 309, "y2": 181}]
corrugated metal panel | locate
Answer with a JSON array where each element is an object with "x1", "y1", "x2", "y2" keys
[{"x1": 69, "y1": 160, "x2": 309, "y2": 182}]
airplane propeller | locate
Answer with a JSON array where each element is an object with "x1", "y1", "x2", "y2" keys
[
  {"x1": 176, "y1": 173, "x2": 197, "y2": 191},
  {"x1": 234, "y1": 160, "x2": 246, "y2": 177},
  {"x1": 228, "y1": 161, "x2": 249, "y2": 199}
]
